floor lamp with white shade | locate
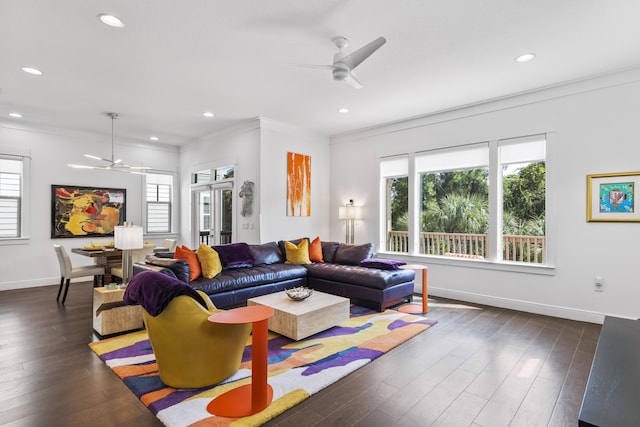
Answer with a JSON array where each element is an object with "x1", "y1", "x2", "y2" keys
[{"x1": 338, "y1": 199, "x2": 362, "y2": 244}]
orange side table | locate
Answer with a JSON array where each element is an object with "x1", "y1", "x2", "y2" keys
[
  {"x1": 397, "y1": 264, "x2": 428, "y2": 314},
  {"x1": 206, "y1": 305, "x2": 274, "y2": 417}
]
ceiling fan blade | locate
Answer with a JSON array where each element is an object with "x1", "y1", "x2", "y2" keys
[
  {"x1": 287, "y1": 63, "x2": 335, "y2": 71},
  {"x1": 68, "y1": 164, "x2": 98, "y2": 169},
  {"x1": 344, "y1": 71, "x2": 363, "y2": 89},
  {"x1": 84, "y1": 154, "x2": 111, "y2": 163},
  {"x1": 339, "y1": 36, "x2": 386, "y2": 70}
]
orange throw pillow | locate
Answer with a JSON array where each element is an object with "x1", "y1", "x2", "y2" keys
[
  {"x1": 308, "y1": 236, "x2": 324, "y2": 263},
  {"x1": 175, "y1": 245, "x2": 201, "y2": 281}
]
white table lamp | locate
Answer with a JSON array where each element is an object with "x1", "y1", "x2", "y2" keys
[{"x1": 115, "y1": 223, "x2": 144, "y2": 285}]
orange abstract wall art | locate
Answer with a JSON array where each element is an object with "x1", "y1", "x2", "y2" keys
[{"x1": 287, "y1": 152, "x2": 311, "y2": 216}]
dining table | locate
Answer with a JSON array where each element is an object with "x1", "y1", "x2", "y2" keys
[{"x1": 71, "y1": 248, "x2": 123, "y2": 284}]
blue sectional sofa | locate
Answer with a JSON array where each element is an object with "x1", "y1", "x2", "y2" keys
[{"x1": 133, "y1": 240, "x2": 415, "y2": 311}]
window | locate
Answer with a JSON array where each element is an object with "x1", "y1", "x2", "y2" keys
[
  {"x1": 0, "y1": 158, "x2": 23, "y2": 237},
  {"x1": 500, "y1": 136, "x2": 546, "y2": 263},
  {"x1": 192, "y1": 166, "x2": 234, "y2": 184},
  {"x1": 380, "y1": 135, "x2": 547, "y2": 265},
  {"x1": 146, "y1": 173, "x2": 173, "y2": 233},
  {"x1": 417, "y1": 144, "x2": 489, "y2": 257},
  {"x1": 380, "y1": 156, "x2": 408, "y2": 252}
]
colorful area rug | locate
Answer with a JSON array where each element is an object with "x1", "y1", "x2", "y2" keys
[{"x1": 89, "y1": 306, "x2": 436, "y2": 427}]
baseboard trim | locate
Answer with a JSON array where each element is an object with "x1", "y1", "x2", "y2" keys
[
  {"x1": 0, "y1": 277, "x2": 64, "y2": 293},
  {"x1": 429, "y1": 287, "x2": 616, "y2": 324}
]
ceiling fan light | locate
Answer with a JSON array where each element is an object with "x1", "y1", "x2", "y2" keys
[{"x1": 332, "y1": 68, "x2": 349, "y2": 81}]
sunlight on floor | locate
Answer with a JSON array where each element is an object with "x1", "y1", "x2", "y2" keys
[
  {"x1": 426, "y1": 299, "x2": 483, "y2": 311},
  {"x1": 518, "y1": 358, "x2": 541, "y2": 378}
]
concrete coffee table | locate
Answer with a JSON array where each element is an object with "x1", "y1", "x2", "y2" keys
[{"x1": 248, "y1": 290, "x2": 349, "y2": 340}]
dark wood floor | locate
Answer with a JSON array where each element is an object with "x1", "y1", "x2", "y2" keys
[{"x1": 0, "y1": 281, "x2": 600, "y2": 427}]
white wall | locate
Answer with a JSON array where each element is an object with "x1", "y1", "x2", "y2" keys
[
  {"x1": 178, "y1": 117, "x2": 331, "y2": 246},
  {"x1": 330, "y1": 68, "x2": 640, "y2": 323},
  {"x1": 259, "y1": 118, "x2": 331, "y2": 243},
  {"x1": 0, "y1": 123, "x2": 179, "y2": 291},
  {"x1": 178, "y1": 119, "x2": 262, "y2": 246}
]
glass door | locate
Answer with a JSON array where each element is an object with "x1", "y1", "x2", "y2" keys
[
  {"x1": 219, "y1": 188, "x2": 233, "y2": 244},
  {"x1": 193, "y1": 183, "x2": 233, "y2": 246}
]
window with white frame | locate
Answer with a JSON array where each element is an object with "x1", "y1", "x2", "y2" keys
[
  {"x1": 0, "y1": 158, "x2": 23, "y2": 238},
  {"x1": 380, "y1": 156, "x2": 409, "y2": 252},
  {"x1": 417, "y1": 144, "x2": 490, "y2": 257},
  {"x1": 380, "y1": 135, "x2": 547, "y2": 265},
  {"x1": 146, "y1": 173, "x2": 173, "y2": 233}
]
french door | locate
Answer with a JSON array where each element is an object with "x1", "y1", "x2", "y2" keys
[{"x1": 193, "y1": 182, "x2": 233, "y2": 246}]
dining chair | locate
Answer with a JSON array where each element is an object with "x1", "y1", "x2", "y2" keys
[
  {"x1": 54, "y1": 244, "x2": 105, "y2": 304},
  {"x1": 162, "y1": 239, "x2": 177, "y2": 252}
]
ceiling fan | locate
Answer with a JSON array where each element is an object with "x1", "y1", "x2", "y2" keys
[
  {"x1": 296, "y1": 36, "x2": 387, "y2": 89},
  {"x1": 68, "y1": 112, "x2": 152, "y2": 174}
]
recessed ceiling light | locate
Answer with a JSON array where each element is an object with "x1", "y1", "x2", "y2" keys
[
  {"x1": 9, "y1": 113, "x2": 23, "y2": 118},
  {"x1": 98, "y1": 13, "x2": 125, "y2": 28},
  {"x1": 338, "y1": 107, "x2": 349, "y2": 114},
  {"x1": 203, "y1": 112, "x2": 215, "y2": 118},
  {"x1": 149, "y1": 136, "x2": 159, "y2": 141},
  {"x1": 21, "y1": 67, "x2": 43, "y2": 75},
  {"x1": 515, "y1": 53, "x2": 536, "y2": 63}
]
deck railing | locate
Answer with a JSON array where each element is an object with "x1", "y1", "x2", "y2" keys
[
  {"x1": 387, "y1": 231, "x2": 545, "y2": 264},
  {"x1": 199, "y1": 231, "x2": 232, "y2": 246}
]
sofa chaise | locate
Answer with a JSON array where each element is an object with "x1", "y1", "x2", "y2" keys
[{"x1": 133, "y1": 239, "x2": 415, "y2": 312}]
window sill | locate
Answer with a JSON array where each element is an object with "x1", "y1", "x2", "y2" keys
[
  {"x1": 376, "y1": 251, "x2": 555, "y2": 276},
  {"x1": 0, "y1": 237, "x2": 30, "y2": 246}
]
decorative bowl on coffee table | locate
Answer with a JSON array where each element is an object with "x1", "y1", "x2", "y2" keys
[{"x1": 286, "y1": 287, "x2": 313, "y2": 301}]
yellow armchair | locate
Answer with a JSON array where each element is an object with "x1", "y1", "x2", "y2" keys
[{"x1": 142, "y1": 290, "x2": 251, "y2": 389}]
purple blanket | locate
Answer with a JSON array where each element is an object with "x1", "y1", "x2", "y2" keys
[
  {"x1": 359, "y1": 258, "x2": 407, "y2": 270},
  {"x1": 123, "y1": 270, "x2": 208, "y2": 316}
]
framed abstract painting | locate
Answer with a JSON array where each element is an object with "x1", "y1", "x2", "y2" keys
[
  {"x1": 587, "y1": 172, "x2": 640, "y2": 222},
  {"x1": 51, "y1": 185, "x2": 126, "y2": 238},
  {"x1": 286, "y1": 152, "x2": 311, "y2": 216}
]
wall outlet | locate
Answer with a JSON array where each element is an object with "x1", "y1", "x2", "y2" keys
[{"x1": 594, "y1": 276, "x2": 604, "y2": 292}]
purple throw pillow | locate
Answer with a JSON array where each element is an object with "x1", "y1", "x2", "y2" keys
[{"x1": 213, "y1": 242, "x2": 255, "y2": 269}]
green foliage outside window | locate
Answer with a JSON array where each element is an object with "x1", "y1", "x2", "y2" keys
[{"x1": 389, "y1": 162, "x2": 545, "y2": 236}]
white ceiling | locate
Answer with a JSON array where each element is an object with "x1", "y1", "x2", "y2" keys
[{"x1": 2, "y1": 0, "x2": 640, "y2": 145}]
